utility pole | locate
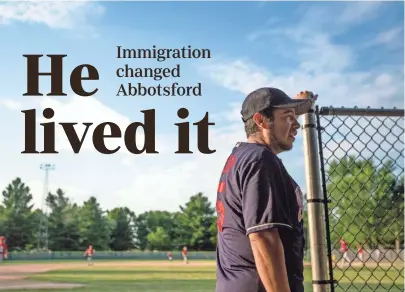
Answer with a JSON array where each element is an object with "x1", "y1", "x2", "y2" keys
[{"x1": 37, "y1": 164, "x2": 55, "y2": 251}]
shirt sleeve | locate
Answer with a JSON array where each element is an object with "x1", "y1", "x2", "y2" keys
[{"x1": 241, "y1": 158, "x2": 293, "y2": 236}]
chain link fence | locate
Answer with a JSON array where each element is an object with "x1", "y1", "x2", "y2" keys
[{"x1": 316, "y1": 106, "x2": 404, "y2": 292}]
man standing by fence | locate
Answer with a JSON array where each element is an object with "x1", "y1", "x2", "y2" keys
[{"x1": 215, "y1": 87, "x2": 317, "y2": 292}]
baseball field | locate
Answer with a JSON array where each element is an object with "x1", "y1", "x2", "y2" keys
[{"x1": 0, "y1": 260, "x2": 403, "y2": 292}]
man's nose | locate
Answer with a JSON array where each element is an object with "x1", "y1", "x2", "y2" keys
[{"x1": 293, "y1": 118, "x2": 300, "y2": 129}]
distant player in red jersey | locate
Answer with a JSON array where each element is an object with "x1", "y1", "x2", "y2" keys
[
  {"x1": 0, "y1": 236, "x2": 8, "y2": 262},
  {"x1": 83, "y1": 244, "x2": 95, "y2": 266},
  {"x1": 182, "y1": 246, "x2": 188, "y2": 264},
  {"x1": 340, "y1": 238, "x2": 350, "y2": 264},
  {"x1": 357, "y1": 244, "x2": 364, "y2": 262},
  {"x1": 167, "y1": 251, "x2": 173, "y2": 261}
]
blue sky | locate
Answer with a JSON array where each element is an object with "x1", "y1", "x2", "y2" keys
[{"x1": 0, "y1": 1, "x2": 403, "y2": 215}]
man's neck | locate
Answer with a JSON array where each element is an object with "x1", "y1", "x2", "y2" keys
[{"x1": 247, "y1": 135, "x2": 280, "y2": 155}]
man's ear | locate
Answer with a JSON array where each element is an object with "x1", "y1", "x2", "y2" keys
[{"x1": 252, "y1": 112, "x2": 270, "y2": 129}]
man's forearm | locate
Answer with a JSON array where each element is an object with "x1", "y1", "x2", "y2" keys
[{"x1": 249, "y1": 229, "x2": 290, "y2": 292}]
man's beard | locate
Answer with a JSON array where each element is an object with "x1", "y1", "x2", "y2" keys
[
  {"x1": 269, "y1": 124, "x2": 293, "y2": 152},
  {"x1": 273, "y1": 137, "x2": 293, "y2": 151}
]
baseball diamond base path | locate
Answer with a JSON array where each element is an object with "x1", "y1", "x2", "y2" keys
[
  {"x1": 0, "y1": 281, "x2": 85, "y2": 290},
  {"x1": 0, "y1": 263, "x2": 86, "y2": 290}
]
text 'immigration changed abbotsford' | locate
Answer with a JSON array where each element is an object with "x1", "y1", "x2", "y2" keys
[{"x1": 115, "y1": 45, "x2": 211, "y2": 97}]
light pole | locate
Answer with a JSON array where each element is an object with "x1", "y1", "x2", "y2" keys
[{"x1": 37, "y1": 163, "x2": 55, "y2": 251}]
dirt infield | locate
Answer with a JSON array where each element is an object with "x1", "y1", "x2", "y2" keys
[{"x1": 0, "y1": 262, "x2": 84, "y2": 290}]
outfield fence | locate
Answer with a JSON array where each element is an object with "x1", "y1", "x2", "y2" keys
[
  {"x1": 5, "y1": 250, "x2": 216, "y2": 261},
  {"x1": 6, "y1": 248, "x2": 402, "y2": 264},
  {"x1": 6, "y1": 249, "x2": 313, "y2": 261},
  {"x1": 303, "y1": 105, "x2": 404, "y2": 292}
]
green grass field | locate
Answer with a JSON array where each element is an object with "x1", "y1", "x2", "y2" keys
[{"x1": 2, "y1": 260, "x2": 404, "y2": 292}]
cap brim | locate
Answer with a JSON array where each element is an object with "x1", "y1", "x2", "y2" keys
[{"x1": 272, "y1": 99, "x2": 312, "y2": 116}]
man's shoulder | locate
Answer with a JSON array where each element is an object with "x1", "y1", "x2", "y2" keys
[{"x1": 234, "y1": 142, "x2": 277, "y2": 166}]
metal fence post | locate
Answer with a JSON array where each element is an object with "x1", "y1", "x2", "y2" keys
[{"x1": 302, "y1": 101, "x2": 329, "y2": 292}]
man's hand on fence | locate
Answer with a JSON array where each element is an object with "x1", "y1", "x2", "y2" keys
[{"x1": 294, "y1": 90, "x2": 318, "y2": 102}]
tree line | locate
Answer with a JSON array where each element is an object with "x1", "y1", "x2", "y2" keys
[
  {"x1": 0, "y1": 178, "x2": 218, "y2": 252},
  {"x1": 0, "y1": 156, "x2": 402, "y2": 252}
]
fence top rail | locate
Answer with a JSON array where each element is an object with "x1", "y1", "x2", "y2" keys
[{"x1": 318, "y1": 106, "x2": 405, "y2": 117}]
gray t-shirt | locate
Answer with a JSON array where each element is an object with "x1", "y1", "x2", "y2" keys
[{"x1": 215, "y1": 142, "x2": 305, "y2": 292}]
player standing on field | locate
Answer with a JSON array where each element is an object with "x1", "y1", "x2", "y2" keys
[
  {"x1": 84, "y1": 244, "x2": 95, "y2": 266},
  {"x1": 168, "y1": 251, "x2": 173, "y2": 261},
  {"x1": 356, "y1": 244, "x2": 364, "y2": 262},
  {"x1": 340, "y1": 238, "x2": 350, "y2": 265},
  {"x1": 0, "y1": 236, "x2": 8, "y2": 262},
  {"x1": 182, "y1": 246, "x2": 188, "y2": 264},
  {"x1": 215, "y1": 88, "x2": 317, "y2": 292}
]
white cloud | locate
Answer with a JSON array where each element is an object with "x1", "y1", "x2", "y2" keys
[
  {"x1": 199, "y1": 58, "x2": 402, "y2": 109},
  {"x1": 249, "y1": 2, "x2": 384, "y2": 42},
  {"x1": 200, "y1": 60, "x2": 271, "y2": 96},
  {"x1": 0, "y1": 2, "x2": 104, "y2": 30},
  {"x1": 296, "y1": 34, "x2": 353, "y2": 73},
  {"x1": 24, "y1": 179, "x2": 91, "y2": 214},
  {"x1": 0, "y1": 99, "x2": 23, "y2": 110},
  {"x1": 361, "y1": 26, "x2": 404, "y2": 51},
  {"x1": 338, "y1": 1, "x2": 382, "y2": 24},
  {"x1": 375, "y1": 27, "x2": 403, "y2": 44}
]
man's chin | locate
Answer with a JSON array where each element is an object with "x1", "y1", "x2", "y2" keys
[
  {"x1": 270, "y1": 139, "x2": 293, "y2": 153},
  {"x1": 279, "y1": 142, "x2": 293, "y2": 152}
]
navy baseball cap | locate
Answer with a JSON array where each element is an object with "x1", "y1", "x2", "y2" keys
[{"x1": 241, "y1": 87, "x2": 312, "y2": 122}]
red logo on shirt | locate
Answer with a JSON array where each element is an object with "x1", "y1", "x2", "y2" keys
[
  {"x1": 216, "y1": 200, "x2": 225, "y2": 232},
  {"x1": 222, "y1": 155, "x2": 236, "y2": 174}
]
